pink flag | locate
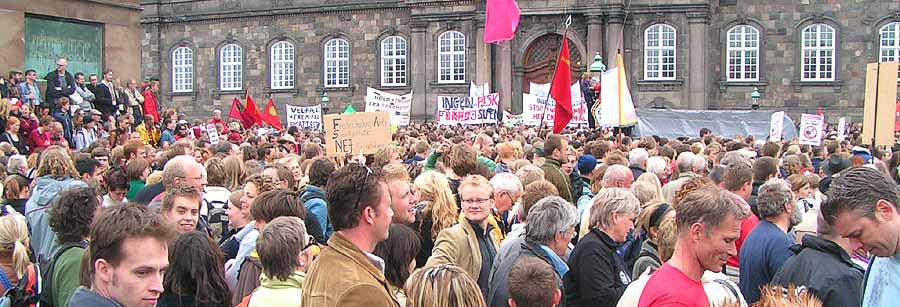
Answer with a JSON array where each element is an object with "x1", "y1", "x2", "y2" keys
[{"x1": 484, "y1": 0, "x2": 520, "y2": 43}]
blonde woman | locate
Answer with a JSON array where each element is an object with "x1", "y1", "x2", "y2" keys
[
  {"x1": 405, "y1": 264, "x2": 486, "y2": 307},
  {"x1": 223, "y1": 155, "x2": 245, "y2": 191},
  {"x1": 0, "y1": 214, "x2": 31, "y2": 294},
  {"x1": 633, "y1": 173, "x2": 664, "y2": 206},
  {"x1": 412, "y1": 171, "x2": 458, "y2": 268}
]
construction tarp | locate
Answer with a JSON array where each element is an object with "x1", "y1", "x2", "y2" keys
[{"x1": 633, "y1": 109, "x2": 797, "y2": 140}]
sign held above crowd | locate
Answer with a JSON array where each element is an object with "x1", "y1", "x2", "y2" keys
[
  {"x1": 323, "y1": 111, "x2": 391, "y2": 157},
  {"x1": 435, "y1": 93, "x2": 500, "y2": 126},
  {"x1": 862, "y1": 61, "x2": 898, "y2": 146},
  {"x1": 364, "y1": 87, "x2": 412, "y2": 126}
]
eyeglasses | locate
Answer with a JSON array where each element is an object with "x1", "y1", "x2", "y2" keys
[
  {"x1": 352, "y1": 163, "x2": 374, "y2": 212},
  {"x1": 461, "y1": 198, "x2": 491, "y2": 205}
]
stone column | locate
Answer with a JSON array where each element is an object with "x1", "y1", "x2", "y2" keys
[
  {"x1": 410, "y1": 21, "x2": 428, "y2": 119},
  {"x1": 587, "y1": 15, "x2": 603, "y2": 58},
  {"x1": 688, "y1": 12, "x2": 710, "y2": 110},
  {"x1": 605, "y1": 11, "x2": 625, "y2": 68},
  {"x1": 497, "y1": 43, "x2": 513, "y2": 113},
  {"x1": 475, "y1": 18, "x2": 493, "y2": 89}
]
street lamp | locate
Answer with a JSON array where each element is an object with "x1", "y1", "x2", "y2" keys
[
  {"x1": 750, "y1": 87, "x2": 761, "y2": 110},
  {"x1": 589, "y1": 52, "x2": 606, "y2": 86},
  {"x1": 321, "y1": 91, "x2": 330, "y2": 114}
]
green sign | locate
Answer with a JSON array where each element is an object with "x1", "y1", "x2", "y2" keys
[{"x1": 24, "y1": 15, "x2": 103, "y2": 78}]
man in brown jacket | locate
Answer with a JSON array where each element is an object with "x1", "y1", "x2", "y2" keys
[
  {"x1": 426, "y1": 175, "x2": 500, "y2": 300},
  {"x1": 301, "y1": 164, "x2": 400, "y2": 307},
  {"x1": 540, "y1": 134, "x2": 574, "y2": 203}
]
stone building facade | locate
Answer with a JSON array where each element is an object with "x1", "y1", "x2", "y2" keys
[{"x1": 140, "y1": 0, "x2": 900, "y2": 123}]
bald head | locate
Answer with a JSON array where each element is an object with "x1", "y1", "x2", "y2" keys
[
  {"x1": 602, "y1": 164, "x2": 634, "y2": 189},
  {"x1": 162, "y1": 155, "x2": 206, "y2": 190}
]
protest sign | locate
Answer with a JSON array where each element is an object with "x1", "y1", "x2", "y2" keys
[
  {"x1": 769, "y1": 111, "x2": 784, "y2": 141},
  {"x1": 205, "y1": 124, "x2": 220, "y2": 145},
  {"x1": 364, "y1": 87, "x2": 412, "y2": 126},
  {"x1": 798, "y1": 113, "x2": 824, "y2": 146},
  {"x1": 521, "y1": 82, "x2": 587, "y2": 126},
  {"x1": 435, "y1": 93, "x2": 500, "y2": 125},
  {"x1": 285, "y1": 104, "x2": 322, "y2": 131},
  {"x1": 323, "y1": 112, "x2": 391, "y2": 157},
  {"x1": 838, "y1": 117, "x2": 847, "y2": 141}
]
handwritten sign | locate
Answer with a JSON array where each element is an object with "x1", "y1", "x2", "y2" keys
[
  {"x1": 205, "y1": 124, "x2": 220, "y2": 145},
  {"x1": 324, "y1": 112, "x2": 391, "y2": 156},
  {"x1": 769, "y1": 111, "x2": 784, "y2": 141},
  {"x1": 365, "y1": 87, "x2": 412, "y2": 126},
  {"x1": 286, "y1": 105, "x2": 322, "y2": 131},
  {"x1": 435, "y1": 93, "x2": 500, "y2": 125},
  {"x1": 838, "y1": 117, "x2": 847, "y2": 141},
  {"x1": 523, "y1": 82, "x2": 587, "y2": 126},
  {"x1": 799, "y1": 113, "x2": 824, "y2": 146}
]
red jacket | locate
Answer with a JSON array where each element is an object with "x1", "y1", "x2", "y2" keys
[{"x1": 28, "y1": 128, "x2": 51, "y2": 153}]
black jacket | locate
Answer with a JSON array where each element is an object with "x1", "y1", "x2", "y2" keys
[
  {"x1": 487, "y1": 237, "x2": 566, "y2": 307},
  {"x1": 43, "y1": 71, "x2": 75, "y2": 109},
  {"x1": 771, "y1": 234, "x2": 864, "y2": 307},
  {"x1": 748, "y1": 180, "x2": 765, "y2": 218},
  {"x1": 565, "y1": 228, "x2": 631, "y2": 307},
  {"x1": 90, "y1": 83, "x2": 114, "y2": 116}
]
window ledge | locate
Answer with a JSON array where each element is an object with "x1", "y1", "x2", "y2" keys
[
  {"x1": 429, "y1": 81, "x2": 468, "y2": 87},
  {"x1": 717, "y1": 80, "x2": 769, "y2": 93},
  {"x1": 167, "y1": 91, "x2": 197, "y2": 100},
  {"x1": 790, "y1": 79, "x2": 843, "y2": 93},
  {"x1": 264, "y1": 87, "x2": 301, "y2": 97},
  {"x1": 316, "y1": 85, "x2": 354, "y2": 93},
  {"x1": 211, "y1": 89, "x2": 246, "y2": 100},
  {"x1": 635, "y1": 79, "x2": 684, "y2": 92},
  {"x1": 373, "y1": 85, "x2": 412, "y2": 92}
]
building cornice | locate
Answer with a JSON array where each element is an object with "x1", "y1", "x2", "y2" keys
[{"x1": 141, "y1": 2, "x2": 411, "y2": 24}]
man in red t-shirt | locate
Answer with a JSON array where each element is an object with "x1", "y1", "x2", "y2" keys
[
  {"x1": 721, "y1": 162, "x2": 760, "y2": 279},
  {"x1": 27, "y1": 115, "x2": 53, "y2": 153},
  {"x1": 638, "y1": 186, "x2": 750, "y2": 307}
]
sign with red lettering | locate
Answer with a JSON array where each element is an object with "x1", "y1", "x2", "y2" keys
[{"x1": 436, "y1": 93, "x2": 500, "y2": 125}]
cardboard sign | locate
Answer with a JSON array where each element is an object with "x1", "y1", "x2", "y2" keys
[
  {"x1": 323, "y1": 111, "x2": 391, "y2": 157},
  {"x1": 838, "y1": 117, "x2": 847, "y2": 141},
  {"x1": 435, "y1": 93, "x2": 500, "y2": 125},
  {"x1": 364, "y1": 87, "x2": 412, "y2": 126},
  {"x1": 799, "y1": 113, "x2": 824, "y2": 146},
  {"x1": 286, "y1": 105, "x2": 322, "y2": 131},
  {"x1": 769, "y1": 111, "x2": 784, "y2": 141},
  {"x1": 205, "y1": 124, "x2": 220, "y2": 145},
  {"x1": 862, "y1": 61, "x2": 899, "y2": 146}
]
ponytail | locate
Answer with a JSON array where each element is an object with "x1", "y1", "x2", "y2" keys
[{"x1": 0, "y1": 215, "x2": 30, "y2": 279}]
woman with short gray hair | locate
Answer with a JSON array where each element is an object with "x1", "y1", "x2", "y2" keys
[{"x1": 565, "y1": 188, "x2": 641, "y2": 307}]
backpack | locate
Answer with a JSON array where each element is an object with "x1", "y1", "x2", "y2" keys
[
  {"x1": 0, "y1": 264, "x2": 39, "y2": 307},
  {"x1": 37, "y1": 241, "x2": 88, "y2": 307}
]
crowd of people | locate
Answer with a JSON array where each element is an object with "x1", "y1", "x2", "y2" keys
[{"x1": 0, "y1": 58, "x2": 898, "y2": 307}]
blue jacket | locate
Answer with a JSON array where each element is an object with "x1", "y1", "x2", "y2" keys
[
  {"x1": 25, "y1": 176, "x2": 86, "y2": 263},
  {"x1": 159, "y1": 130, "x2": 176, "y2": 146},
  {"x1": 302, "y1": 185, "x2": 332, "y2": 239}
]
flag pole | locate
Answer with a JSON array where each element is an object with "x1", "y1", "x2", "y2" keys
[{"x1": 538, "y1": 15, "x2": 572, "y2": 132}]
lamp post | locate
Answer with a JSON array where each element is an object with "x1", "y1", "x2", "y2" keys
[
  {"x1": 588, "y1": 52, "x2": 606, "y2": 128},
  {"x1": 321, "y1": 91, "x2": 330, "y2": 114},
  {"x1": 750, "y1": 87, "x2": 761, "y2": 110}
]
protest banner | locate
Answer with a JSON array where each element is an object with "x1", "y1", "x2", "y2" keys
[
  {"x1": 435, "y1": 93, "x2": 500, "y2": 125},
  {"x1": 838, "y1": 117, "x2": 847, "y2": 141},
  {"x1": 205, "y1": 124, "x2": 220, "y2": 145},
  {"x1": 769, "y1": 111, "x2": 784, "y2": 141},
  {"x1": 798, "y1": 113, "x2": 824, "y2": 146},
  {"x1": 521, "y1": 82, "x2": 587, "y2": 126},
  {"x1": 285, "y1": 104, "x2": 322, "y2": 131},
  {"x1": 323, "y1": 111, "x2": 391, "y2": 157},
  {"x1": 862, "y1": 61, "x2": 899, "y2": 146},
  {"x1": 364, "y1": 87, "x2": 412, "y2": 126}
]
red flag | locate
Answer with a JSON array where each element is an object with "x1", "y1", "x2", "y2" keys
[
  {"x1": 228, "y1": 97, "x2": 244, "y2": 123},
  {"x1": 261, "y1": 99, "x2": 283, "y2": 130},
  {"x1": 550, "y1": 34, "x2": 573, "y2": 133},
  {"x1": 242, "y1": 94, "x2": 262, "y2": 128},
  {"x1": 484, "y1": 0, "x2": 520, "y2": 43}
]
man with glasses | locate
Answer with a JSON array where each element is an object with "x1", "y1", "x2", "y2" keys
[
  {"x1": 43, "y1": 58, "x2": 76, "y2": 114},
  {"x1": 426, "y1": 174, "x2": 500, "y2": 300},
  {"x1": 302, "y1": 164, "x2": 399, "y2": 307},
  {"x1": 141, "y1": 155, "x2": 206, "y2": 209}
]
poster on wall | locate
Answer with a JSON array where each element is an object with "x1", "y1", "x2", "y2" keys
[{"x1": 24, "y1": 16, "x2": 103, "y2": 76}]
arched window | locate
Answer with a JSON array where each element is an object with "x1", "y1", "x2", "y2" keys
[
  {"x1": 324, "y1": 38, "x2": 350, "y2": 88},
  {"x1": 437, "y1": 31, "x2": 466, "y2": 83},
  {"x1": 270, "y1": 41, "x2": 295, "y2": 89},
  {"x1": 644, "y1": 24, "x2": 676, "y2": 80},
  {"x1": 801, "y1": 24, "x2": 835, "y2": 81},
  {"x1": 880, "y1": 22, "x2": 900, "y2": 63},
  {"x1": 726, "y1": 25, "x2": 759, "y2": 81},
  {"x1": 172, "y1": 47, "x2": 193, "y2": 93},
  {"x1": 381, "y1": 36, "x2": 407, "y2": 86},
  {"x1": 219, "y1": 44, "x2": 242, "y2": 91}
]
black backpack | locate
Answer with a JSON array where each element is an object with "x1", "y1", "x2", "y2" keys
[
  {"x1": 38, "y1": 241, "x2": 89, "y2": 307},
  {"x1": 0, "y1": 264, "x2": 39, "y2": 307}
]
